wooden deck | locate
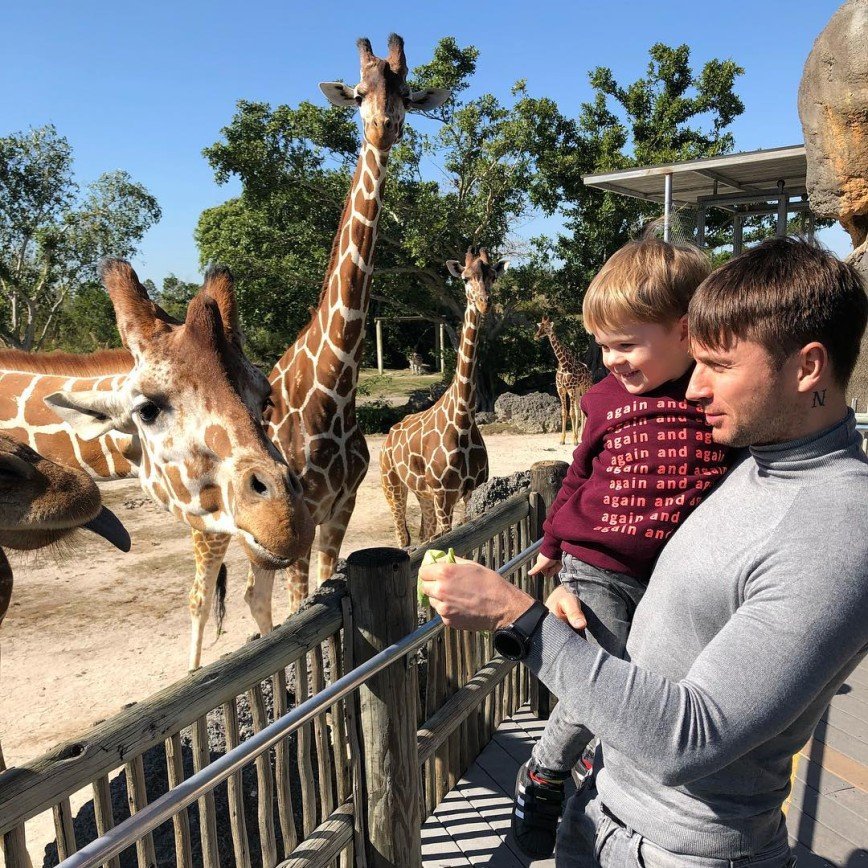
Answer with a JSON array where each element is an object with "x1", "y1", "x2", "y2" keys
[{"x1": 424, "y1": 658, "x2": 867, "y2": 866}]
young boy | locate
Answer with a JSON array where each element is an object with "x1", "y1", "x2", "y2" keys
[{"x1": 513, "y1": 235, "x2": 733, "y2": 859}]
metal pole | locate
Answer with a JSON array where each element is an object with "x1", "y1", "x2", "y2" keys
[
  {"x1": 776, "y1": 180, "x2": 787, "y2": 237},
  {"x1": 376, "y1": 318, "x2": 384, "y2": 374},
  {"x1": 59, "y1": 540, "x2": 542, "y2": 868},
  {"x1": 663, "y1": 173, "x2": 673, "y2": 242},
  {"x1": 696, "y1": 206, "x2": 706, "y2": 248},
  {"x1": 733, "y1": 213, "x2": 744, "y2": 256}
]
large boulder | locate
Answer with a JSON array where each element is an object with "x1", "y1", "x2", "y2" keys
[
  {"x1": 494, "y1": 391, "x2": 561, "y2": 433},
  {"x1": 798, "y1": 0, "x2": 868, "y2": 249},
  {"x1": 466, "y1": 471, "x2": 531, "y2": 520},
  {"x1": 799, "y1": 0, "x2": 868, "y2": 409}
]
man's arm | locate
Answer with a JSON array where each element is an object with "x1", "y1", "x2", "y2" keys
[{"x1": 528, "y1": 497, "x2": 868, "y2": 785}]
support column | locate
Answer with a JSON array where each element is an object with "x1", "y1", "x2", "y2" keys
[
  {"x1": 438, "y1": 323, "x2": 446, "y2": 373},
  {"x1": 375, "y1": 318, "x2": 384, "y2": 374},
  {"x1": 696, "y1": 206, "x2": 706, "y2": 248},
  {"x1": 663, "y1": 173, "x2": 673, "y2": 242},
  {"x1": 776, "y1": 180, "x2": 788, "y2": 237},
  {"x1": 733, "y1": 213, "x2": 744, "y2": 256},
  {"x1": 348, "y1": 547, "x2": 421, "y2": 868}
]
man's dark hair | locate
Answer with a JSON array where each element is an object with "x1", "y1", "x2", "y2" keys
[{"x1": 689, "y1": 237, "x2": 868, "y2": 387}]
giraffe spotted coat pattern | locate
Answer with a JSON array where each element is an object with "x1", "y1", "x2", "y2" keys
[{"x1": 380, "y1": 249, "x2": 507, "y2": 547}]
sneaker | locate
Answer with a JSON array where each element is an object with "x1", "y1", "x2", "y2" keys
[{"x1": 511, "y1": 759, "x2": 567, "y2": 859}]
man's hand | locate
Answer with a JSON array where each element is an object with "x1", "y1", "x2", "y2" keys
[
  {"x1": 545, "y1": 585, "x2": 587, "y2": 631},
  {"x1": 528, "y1": 553, "x2": 562, "y2": 578},
  {"x1": 419, "y1": 558, "x2": 535, "y2": 631}
]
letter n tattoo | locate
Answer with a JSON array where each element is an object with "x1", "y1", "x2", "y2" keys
[{"x1": 812, "y1": 389, "x2": 826, "y2": 408}]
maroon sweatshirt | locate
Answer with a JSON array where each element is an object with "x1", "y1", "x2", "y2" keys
[{"x1": 541, "y1": 370, "x2": 732, "y2": 579}]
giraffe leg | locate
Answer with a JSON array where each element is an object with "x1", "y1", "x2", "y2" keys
[
  {"x1": 558, "y1": 387, "x2": 568, "y2": 445},
  {"x1": 284, "y1": 552, "x2": 312, "y2": 615},
  {"x1": 244, "y1": 563, "x2": 277, "y2": 638},
  {"x1": 418, "y1": 494, "x2": 437, "y2": 543},
  {"x1": 188, "y1": 530, "x2": 231, "y2": 671},
  {"x1": 433, "y1": 491, "x2": 458, "y2": 540},
  {"x1": 317, "y1": 493, "x2": 358, "y2": 584},
  {"x1": 381, "y1": 463, "x2": 411, "y2": 547}
]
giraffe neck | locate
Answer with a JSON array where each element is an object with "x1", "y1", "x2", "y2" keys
[
  {"x1": 446, "y1": 303, "x2": 482, "y2": 421},
  {"x1": 278, "y1": 139, "x2": 389, "y2": 394},
  {"x1": 548, "y1": 332, "x2": 578, "y2": 372}
]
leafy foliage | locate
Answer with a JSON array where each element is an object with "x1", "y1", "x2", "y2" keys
[
  {"x1": 0, "y1": 125, "x2": 161, "y2": 350},
  {"x1": 197, "y1": 41, "x2": 745, "y2": 404}
]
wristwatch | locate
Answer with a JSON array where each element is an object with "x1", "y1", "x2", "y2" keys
[{"x1": 493, "y1": 600, "x2": 549, "y2": 661}]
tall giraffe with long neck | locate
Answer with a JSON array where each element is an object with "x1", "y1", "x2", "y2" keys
[
  {"x1": 237, "y1": 35, "x2": 451, "y2": 629},
  {"x1": 534, "y1": 316, "x2": 593, "y2": 444},
  {"x1": 0, "y1": 262, "x2": 313, "y2": 670},
  {"x1": 380, "y1": 248, "x2": 507, "y2": 546}
]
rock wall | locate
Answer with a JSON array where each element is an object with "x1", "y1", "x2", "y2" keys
[{"x1": 493, "y1": 391, "x2": 562, "y2": 433}]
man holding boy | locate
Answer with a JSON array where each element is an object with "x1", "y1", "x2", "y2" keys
[{"x1": 420, "y1": 237, "x2": 868, "y2": 866}]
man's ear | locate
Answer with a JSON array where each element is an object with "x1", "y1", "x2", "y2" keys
[
  {"x1": 446, "y1": 260, "x2": 463, "y2": 279},
  {"x1": 795, "y1": 342, "x2": 829, "y2": 393},
  {"x1": 43, "y1": 391, "x2": 136, "y2": 441},
  {"x1": 319, "y1": 82, "x2": 358, "y2": 108}
]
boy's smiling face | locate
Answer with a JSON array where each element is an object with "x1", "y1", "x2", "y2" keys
[{"x1": 593, "y1": 317, "x2": 692, "y2": 394}]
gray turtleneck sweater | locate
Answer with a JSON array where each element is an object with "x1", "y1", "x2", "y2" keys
[{"x1": 525, "y1": 411, "x2": 868, "y2": 858}]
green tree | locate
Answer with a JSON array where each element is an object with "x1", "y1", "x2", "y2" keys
[{"x1": 0, "y1": 125, "x2": 161, "y2": 350}]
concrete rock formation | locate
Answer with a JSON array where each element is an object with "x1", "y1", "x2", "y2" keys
[
  {"x1": 494, "y1": 391, "x2": 562, "y2": 434},
  {"x1": 799, "y1": 0, "x2": 868, "y2": 408}
]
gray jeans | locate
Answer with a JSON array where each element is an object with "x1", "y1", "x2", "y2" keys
[
  {"x1": 556, "y1": 785, "x2": 795, "y2": 867},
  {"x1": 532, "y1": 554, "x2": 647, "y2": 772}
]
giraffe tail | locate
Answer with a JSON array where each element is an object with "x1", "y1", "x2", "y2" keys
[{"x1": 213, "y1": 563, "x2": 228, "y2": 640}]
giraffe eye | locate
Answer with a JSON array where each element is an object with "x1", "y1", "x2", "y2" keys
[{"x1": 137, "y1": 401, "x2": 162, "y2": 424}]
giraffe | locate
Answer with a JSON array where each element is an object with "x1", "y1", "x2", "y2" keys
[
  {"x1": 380, "y1": 248, "x2": 507, "y2": 547},
  {"x1": 534, "y1": 316, "x2": 593, "y2": 445},
  {"x1": 0, "y1": 433, "x2": 131, "y2": 775},
  {"x1": 0, "y1": 261, "x2": 314, "y2": 671},
  {"x1": 231, "y1": 34, "x2": 451, "y2": 636}
]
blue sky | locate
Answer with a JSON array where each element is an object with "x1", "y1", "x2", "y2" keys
[{"x1": 1, "y1": 0, "x2": 849, "y2": 284}]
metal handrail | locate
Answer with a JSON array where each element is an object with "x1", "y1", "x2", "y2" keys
[{"x1": 60, "y1": 538, "x2": 543, "y2": 868}]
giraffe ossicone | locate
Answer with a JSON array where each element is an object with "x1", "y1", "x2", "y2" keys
[{"x1": 381, "y1": 248, "x2": 508, "y2": 548}]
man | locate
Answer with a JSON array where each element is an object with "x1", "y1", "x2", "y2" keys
[{"x1": 420, "y1": 237, "x2": 868, "y2": 866}]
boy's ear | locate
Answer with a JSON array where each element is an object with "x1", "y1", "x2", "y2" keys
[{"x1": 678, "y1": 314, "x2": 689, "y2": 341}]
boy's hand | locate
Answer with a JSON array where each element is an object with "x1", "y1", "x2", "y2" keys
[
  {"x1": 528, "y1": 553, "x2": 562, "y2": 578},
  {"x1": 545, "y1": 585, "x2": 587, "y2": 631}
]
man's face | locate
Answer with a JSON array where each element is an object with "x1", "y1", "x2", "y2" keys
[
  {"x1": 687, "y1": 338, "x2": 800, "y2": 447},
  {"x1": 592, "y1": 318, "x2": 692, "y2": 395}
]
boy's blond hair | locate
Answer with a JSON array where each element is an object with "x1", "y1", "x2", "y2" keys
[{"x1": 583, "y1": 236, "x2": 710, "y2": 333}]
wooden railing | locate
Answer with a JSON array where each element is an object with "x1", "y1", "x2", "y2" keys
[{"x1": 0, "y1": 460, "x2": 569, "y2": 868}]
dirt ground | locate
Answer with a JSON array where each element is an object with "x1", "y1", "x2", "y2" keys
[{"x1": 0, "y1": 431, "x2": 575, "y2": 769}]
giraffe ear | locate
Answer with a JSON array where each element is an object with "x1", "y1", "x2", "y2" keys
[
  {"x1": 446, "y1": 260, "x2": 463, "y2": 279},
  {"x1": 406, "y1": 88, "x2": 451, "y2": 111},
  {"x1": 319, "y1": 82, "x2": 358, "y2": 108},
  {"x1": 43, "y1": 391, "x2": 136, "y2": 441},
  {"x1": 494, "y1": 259, "x2": 510, "y2": 276}
]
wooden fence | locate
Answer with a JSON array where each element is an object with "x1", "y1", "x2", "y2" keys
[{"x1": 0, "y1": 460, "x2": 569, "y2": 868}]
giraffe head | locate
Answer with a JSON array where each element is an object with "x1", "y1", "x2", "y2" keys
[
  {"x1": 0, "y1": 433, "x2": 130, "y2": 555},
  {"x1": 319, "y1": 34, "x2": 451, "y2": 150},
  {"x1": 534, "y1": 316, "x2": 554, "y2": 341},
  {"x1": 446, "y1": 248, "x2": 509, "y2": 315},
  {"x1": 44, "y1": 262, "x2": 314, "y2": 569}
]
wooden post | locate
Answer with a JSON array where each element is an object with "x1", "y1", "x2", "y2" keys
[
  {"x1": 438, "y1": 323, "x2": 446, "y2": 373},
  {"x1": 733, "y1": 213, "x2": 744, "y2": 256},
  {"x1": 347, "y1": 548, "x2": 421, "y2": 868},
  {"x1": 375, "y1": 319, "x2": 384, "y2": 374},
  {"x1": 528, "y1": 461, "x2": 569, "y2": 720}
]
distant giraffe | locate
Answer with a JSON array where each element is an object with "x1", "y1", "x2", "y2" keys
[
  {"x1": 0, "y1": 262, "x2": 313, "y2": 671},
  {"x1": 225, "y1": 35, "x2": 451, "y2": 638},
  {"x1": 534, "y1": 316, "x2": 592, "y2": 444},
  {"x1": 381, "y1": 248, "x2": 507, "y2": 546}
]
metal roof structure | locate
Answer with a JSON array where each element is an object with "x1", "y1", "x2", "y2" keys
[{"x1": 582, "y1": 144, "x2": 813, "y2": 251}]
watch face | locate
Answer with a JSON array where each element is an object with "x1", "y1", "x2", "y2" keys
[{"x1": 493, "y1": 628, "x2": 524, "y2": 661}]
